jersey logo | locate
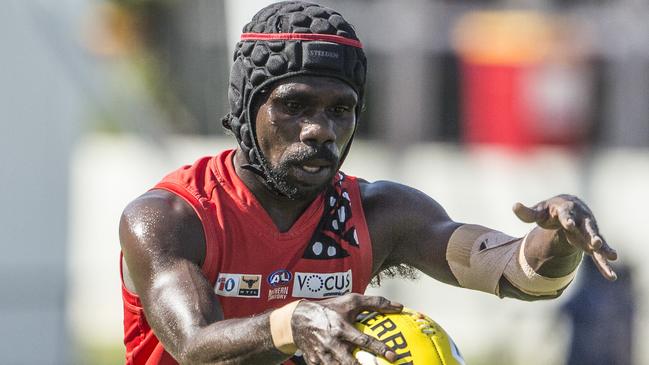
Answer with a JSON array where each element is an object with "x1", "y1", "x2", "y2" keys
[
  {"x1": 292, "y1": 270, "x2": 352, "y2": 298},
  {"x1": 214, "y1": 273, "x2": 262, "y2": 298},
  {"x1": 267, "y1": 269, "x2": 292, "y2": 301},
  {"x1": 303, "y1": 173, "x2": 359, "y2": 260},
  {"x1": 268, "y1": 269, "x2": 292, "y2": 287}
]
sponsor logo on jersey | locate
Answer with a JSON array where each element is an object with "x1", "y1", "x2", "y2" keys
[
  {"x1": 268, "y1": 269, "x2": 292, "y2": 287},
  {"x1": 292, "y1": 270, "x2": 352, "y2": 298},
  {"x1": 268, "y1": 286, "x2": 290, "y2": 301},
  {"x1": 214, "y1": 273, "x2": 261, "y2": 298},
  {"x1": 267, "y1": 269, "x2": 293, "y2": 301}
]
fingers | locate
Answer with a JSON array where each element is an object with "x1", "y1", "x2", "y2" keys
[
  {"x1": 591, "y1": 251, "x2": 618, "y2": 281},
  {"x1": 588, "y1": 230, "x2": 618, "y2": 281},
  {"x1": 318, "y1": 350, "x2": 339, "y2": 365},
  {"x1": 303, "y1": 324, "x2": 390, "y2": 365},
  {"x1": 341, "y1": 325, "x2": 396, "y2": 362},
  {"x1": 304, "y1": 350, "x2": 360, "y2": 365},
  {"x1": 513, "y1": 202, "x2": 545, "y2": 224},
  {"x1": 295, "y1": 296, "x2": 398, "y2": 365},
  {"x1": 300, "y1": 336, "x2": 361, "y2": 365},
  {"x1": 326, "y1": 343, "x2": 362, "y2": 365},
  {"x1": 351, "y1": 295, "x2": 403, "y2": 315},
  {"x1": 557, "y1": 207, "x2": 577, "y2": 232},
  {"x1": 600, "y1": 242, "x2": 618, "y2": 261},
  {"x1": 584, "y1": 218, "x2": 602, "y2": 251},
  {"x1": 581, "y1": 217, "x2": 618, "y2": 280}
]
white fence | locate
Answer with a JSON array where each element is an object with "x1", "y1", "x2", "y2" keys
[{"x1": 68, "y1": 134, "x2": 649, "y2": 364}]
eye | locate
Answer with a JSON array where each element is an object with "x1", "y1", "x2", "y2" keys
[
  {"x1": 331, "y1": 105, "x2": 352, "y2": 115},
  {"x1": 283, "y1": 101, "x2": 302, "y2": 114}
]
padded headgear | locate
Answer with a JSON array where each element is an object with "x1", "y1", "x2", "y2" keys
[{"x1": 222, "y1": 1, "x2": 367, "y2": 193}]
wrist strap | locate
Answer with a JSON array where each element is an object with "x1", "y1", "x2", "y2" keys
[
  {"x1": 269, "y1": 300, "x2": 302, "y2": 354},
  {"x1": 503, "y1": 234, "x2": 578, "y2": 296}
]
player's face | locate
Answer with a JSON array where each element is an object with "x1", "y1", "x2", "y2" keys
[{"x1": 254, "y1": 75, "x2": 357, "y2": 199}]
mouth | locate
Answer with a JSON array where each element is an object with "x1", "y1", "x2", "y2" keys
[
  {"x1": 291, "y1": 159, "x2": 334, "y2": 183},
  {"x1": 301, "y1": 165, "x2": 325, "y2": 173}
]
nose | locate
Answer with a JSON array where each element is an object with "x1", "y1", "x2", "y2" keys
[{"x1": 299, "y1": 112, "x2": 336, "y2": 147}]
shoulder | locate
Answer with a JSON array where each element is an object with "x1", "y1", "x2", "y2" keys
[
  {"x1": 120, "y1": 189, "x2": 206, "y2": 267},
  {"x1": 157, "y1": 155, "x2": 221, "y2": 199},
  {"x1": 358, "y1": 179, "x2": 449, "y2": 224},
  {"x1": 357, "y1": 179, "x2": 456, "y2": 274}
]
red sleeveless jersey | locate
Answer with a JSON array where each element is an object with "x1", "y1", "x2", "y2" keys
[{"x1": 121, "y1": 149, "x2": 374, "y2": 365}]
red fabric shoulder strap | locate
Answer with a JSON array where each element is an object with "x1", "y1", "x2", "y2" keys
[{"x1": 152, "y1": 157, "x2": 220, "y2": 284}]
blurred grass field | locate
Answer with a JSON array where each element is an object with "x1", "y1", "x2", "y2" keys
[{"x1": 75, "y1": 342, "x2": 124, "y2": 365}]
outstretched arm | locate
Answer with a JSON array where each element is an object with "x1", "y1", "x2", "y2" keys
[
  {"x1": 120, "y1": 189, "x2": 402, "y2": 364},
  {"x1": 361, "y1": 181, "x2": 618, "y2": 300}
]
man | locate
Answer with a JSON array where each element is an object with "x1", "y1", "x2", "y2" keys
[{"x1": 119, "y1": 2, "x2": 618, "y2": 364}]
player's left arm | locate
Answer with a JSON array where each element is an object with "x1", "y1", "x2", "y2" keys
[
  {"x1": 361, "y1": 180, "x2": 461, "y2": 287},
  {"x1": 361, "y1": 181, "x2": 618, "y2": 300}
]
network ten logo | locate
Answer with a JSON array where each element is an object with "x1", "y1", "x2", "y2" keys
[
  {"x1": 214, "y1": 273, "x2": 261, "y2": 298},
  {"x1": 292, "y1": 270, "x2": 352, "y2": 299}
]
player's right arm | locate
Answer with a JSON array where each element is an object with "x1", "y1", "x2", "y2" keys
[
  {"x1": 120, "y1": 189, "x2": 289, "y2": 364},
  {"x1": 120, "y1": 189, "x2": 400, "y2": 365}
]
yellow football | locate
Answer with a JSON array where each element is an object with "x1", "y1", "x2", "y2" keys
[{"x1": 353, "y1": 309, "x2": 465, "y2": 365}]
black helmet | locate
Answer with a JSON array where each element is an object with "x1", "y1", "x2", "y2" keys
[{"x1": 222, "y1": 1, "x2": 367, "y2": 195}]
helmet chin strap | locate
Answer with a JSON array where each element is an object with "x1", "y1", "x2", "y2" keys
[{"x1": 240, "y1": 158, "x2": 288, "y2": 198}]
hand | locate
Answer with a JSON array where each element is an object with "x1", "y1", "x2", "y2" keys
[
  {"x1": 513, "y1": 194, "x2": 618, "y2": 281},
  {"x1": 291, "y1": 293, "x2": 403, "y2": 365}
]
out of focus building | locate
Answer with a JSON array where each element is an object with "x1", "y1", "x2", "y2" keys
[
  {"x1": 4, "y1": 1, "x2": 649, "y2": 364},
  {"x1": 99, "y1": 0, "x2": 649, "y2": 149}
]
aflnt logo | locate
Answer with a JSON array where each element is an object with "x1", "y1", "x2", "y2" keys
[
  {"x1": 268, "y1": 269, "x2": 292, "y2": 287},
  {"x1": 292, "y1": 270, "x2": 352, "y2": 299}
]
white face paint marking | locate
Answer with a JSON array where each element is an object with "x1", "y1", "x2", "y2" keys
[
  {"x1": 312, "y1": 242, "x2": 323, "y2": 255},
  {"x1": 332, "y1": 220, "x2": 339, "y2": 230},
  {"x1": 327, "y1": 246, "x2": 337, "y2": 257},
  {"x1": 338, "y1": 207, "x2": 346, "y2": 222}
]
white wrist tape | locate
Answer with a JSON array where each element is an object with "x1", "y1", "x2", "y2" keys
[
  {"x1": 446, "y1": 225, "x2": 519, "y2": 296},
  {"x1": 503, "y1": 234, "x2": 577, "y2": 296},
  {"x1": 269, "y1": 300, "x2": 302, "y2": 354}
]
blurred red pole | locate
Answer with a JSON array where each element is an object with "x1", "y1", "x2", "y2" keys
[
  {"x1": 461, "y1": 62, "x2": 535, "y2": 148},
  {"x1": 454, "y1": 11, "x2": 590, "y2": 150}
]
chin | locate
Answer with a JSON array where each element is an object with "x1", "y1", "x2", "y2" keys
[
  {"x1": 277, "y1": 175, "x2": 334, "y2": 201},
  {"x1": 285, "y1": 182, "x2": 329, "y2": 201},
  {"x1": 265, "y1": 158, "x2": 338, "y2": 200}
]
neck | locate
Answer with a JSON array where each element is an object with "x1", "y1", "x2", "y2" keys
[{"x1": 233, "y1": 149, "x2": 320, "y2": 232}]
